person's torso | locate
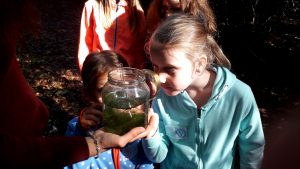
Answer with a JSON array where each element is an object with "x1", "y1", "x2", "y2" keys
[
  {"x1": 155, "y1": 67, "x2": 254, "y2": 169},
  {"x1": 88, "y1": 0, "x2": 147, "y2": 68}
]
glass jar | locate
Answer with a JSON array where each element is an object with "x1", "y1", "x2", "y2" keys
[{"x1": 102, "y1": 67, "x2": 151, "y2": 135}]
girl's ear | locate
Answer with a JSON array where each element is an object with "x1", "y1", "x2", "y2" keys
[
  {"x1": 194, "y1": 55, "x2": 207, "y2": 76},
  {"x1": 199, "y1": 55, "x2": 208, "y2": 71}
]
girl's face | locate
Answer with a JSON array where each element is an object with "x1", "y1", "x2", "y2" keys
[
  {"x1": 93, "y1": 72, "x2": 109, "y2": 104},
  {"x1": 162, "y1": 0, "x2": 181, "y2": 18},
  {"x1": 150, "y1": 45, "x2": 195, "y2": 96}
]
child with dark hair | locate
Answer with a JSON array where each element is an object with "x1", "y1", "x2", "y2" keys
[{"x1": 64, "y1": 50, "x2": 153, "y2": 169}]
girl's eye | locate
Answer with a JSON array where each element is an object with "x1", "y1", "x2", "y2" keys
[
  {"x1": 152, "y1": 65, "x2": 176, "y2": 74},
  {"x1": 169, "y1": 7, "x2": 181, "y2": 13},
  {"x1": 152, "y1": 65, "x2": 159, "y2": 72},
  {"x1": 165, "y1": 67, "x2": 176, "y2": 74},
  {"x1": 95, "y1": 88, "x2": 103, "y2": 96},
  {"x1": 97, "y1": 88, "x2": 102, "y2": 93}
]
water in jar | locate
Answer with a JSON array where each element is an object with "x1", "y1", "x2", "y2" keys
[{"x1": 103, "y1": 88, "x2": 149, "y2": 135}]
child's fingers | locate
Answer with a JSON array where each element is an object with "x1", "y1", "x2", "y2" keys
[
  {"x1": 142, "y1": 69, "x2": 161, "y2": 99},
  {"x1": 123, "y1": 127, "x2": 147, "y2": 143},
  {"x1": 145, "y1": 109, "x2": 159, "y2": 138},
  {"x1": 94, "y1": 127, "x2": 145, "y2": 148}
]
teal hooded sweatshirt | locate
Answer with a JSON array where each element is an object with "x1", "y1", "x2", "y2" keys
[{"x1": 142, "y1": 66, "x2": 265, "y2": 169}]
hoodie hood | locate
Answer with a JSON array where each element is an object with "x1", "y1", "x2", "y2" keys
[
  {"x1": 154, "y1": 66, "x2": 237, "y2": 118},
  {"x1": 199, "y1": 66, "x2": 237, "y2": 114}
]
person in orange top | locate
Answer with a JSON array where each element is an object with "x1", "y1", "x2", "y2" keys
[{"x1": 77, "y1": 0, "x2": 148, "y2": 71}]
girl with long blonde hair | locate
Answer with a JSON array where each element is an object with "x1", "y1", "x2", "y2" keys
[{"x1": 78, "y1": 0, "x2": 148, "y2": 70}]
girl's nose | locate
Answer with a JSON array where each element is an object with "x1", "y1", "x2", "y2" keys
[
  {"x1": 98, "y1": 97, "x2": 103, "y2": 104},
  {"x1": 159, "y1": 73, "x2": 167, "y2": 83}
]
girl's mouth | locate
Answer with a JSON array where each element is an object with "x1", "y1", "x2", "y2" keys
[{"x1": 161, "y1": 84, "x2": 172, "y2": 91}]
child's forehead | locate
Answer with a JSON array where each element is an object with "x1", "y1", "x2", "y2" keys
[
  {"x1": 151, "y1": 40, "x2": 185, "y2": 53},
  {"x1": 96, "y1": 73, "x2": 109, "y2": 86},
  {"x1": 151, "y1": 45, "x2": 189, "y2": 61},
  {"x1": 163, "y1": 0, "x2": 180, "y2": 7}
]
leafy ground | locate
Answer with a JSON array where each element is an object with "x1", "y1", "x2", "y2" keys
[{"x1": 17, "y1": 0, "x2": 300, "y2": 142}]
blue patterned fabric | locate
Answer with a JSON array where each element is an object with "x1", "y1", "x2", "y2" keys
[{"x1": 64, "y1": 117, "x2": 153, "y2": 169}]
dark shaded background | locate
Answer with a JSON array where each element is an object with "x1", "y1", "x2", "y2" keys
[{"x1": 16, "y1": 0, "x2": 299, "y2": 166}]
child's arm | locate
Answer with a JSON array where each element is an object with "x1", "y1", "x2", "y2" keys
[
  {"x1": 77, "y1": 2, "x2": 96, "y2": 71},
  {"x1": 142, "y1": 108, "x2": 169, "y2": 163},
  {"x1": 238, "y1": 91, "x2": 265, "y2": 169},
  {"x1": 65, "y1": 117, "x2": 87, "y2": 136},
  {"x1": 65, "y1": 103, "x2": 102, "y2": 136}
]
